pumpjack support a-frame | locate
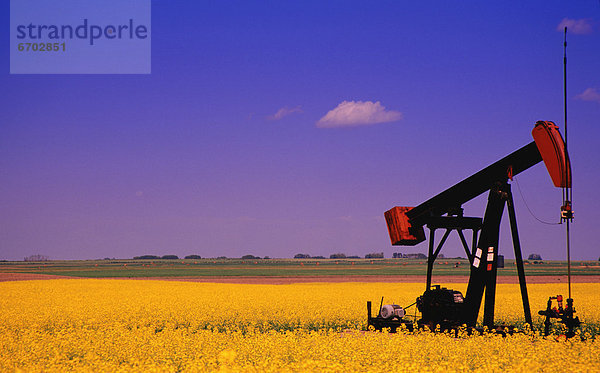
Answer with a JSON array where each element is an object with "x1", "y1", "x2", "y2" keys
[
  {"x1": 422, "y1": 181, "x2": 532, "y2": 328},
  {"x1": 381, "y1": 121, "x2": 569, "y2": 329}
]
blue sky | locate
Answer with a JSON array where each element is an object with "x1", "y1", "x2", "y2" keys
[{"x1": 1, "y1": 1, "x2": 599, "y2": 260}]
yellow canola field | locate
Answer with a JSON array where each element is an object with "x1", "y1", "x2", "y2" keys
[{"x1": 1, "y1": 279, "x2": 599, "y2": 372}]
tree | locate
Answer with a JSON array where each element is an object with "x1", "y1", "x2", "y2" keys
[
  {"x1": 242, "y1": 254, "x2": 261, "y2": 260},
  {"x1": 528, "y1": 254, "x2": 542, "y2": 260},
  {"x1": 294, "y1": 253, "x2": 310, "y2": 259},
  {"x1": 185, "y1": 255, "x2": 202, "y2": 259},
  {"x1": 161, "y1": 255, "x2": 179, "y2": 260},
  {"x1": 133, "y1": 255, "x2": 160, "y2": 260},
  {"x1": 365, "y1": 252, "x2": 384, "y2": 259},
  {"x1": 24, "y1": 254, "x2": 49, "y2": 262},
  {"x1": 393, "y1": 253, "x2": 426, "y2": 259},
  {"x1": 330, "y1": 253, "x2": 346, "y2": 259}
]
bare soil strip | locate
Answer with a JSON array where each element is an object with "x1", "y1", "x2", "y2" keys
[
  {"x1": 1, "y1": 273, "x2": 599, "y2": 284},
  {"x1": 0, "y1": 273, "x2": 77, "y2": 281}
]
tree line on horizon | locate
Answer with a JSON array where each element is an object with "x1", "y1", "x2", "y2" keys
[
  {"x1": 14, "y1": 252, "x2": 569, "y2": 262},
  {"x1": 133, "y1": 255, "x2": 202, "y2": 260},
  {"x1": 131, "y1": 254, "x2": 271, "y2": 260},
  {"x1": 295, "y1": 252, "x2": 386, "y2": 259},
  {"x1": 132, "y1": 252, "x2": 430, "y2": 260}
]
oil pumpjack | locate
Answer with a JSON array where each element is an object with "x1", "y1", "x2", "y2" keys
[{"x1": 367, "y1": 121, "x2": 579, "y2": 333}]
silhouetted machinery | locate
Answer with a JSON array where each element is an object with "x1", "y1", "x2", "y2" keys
[
  {"x1": 367, "y1": 121, "x2": 579, "y2": 334},
  {"x1": 539, "y1": 295, "x2": 580, "y2": 338}
]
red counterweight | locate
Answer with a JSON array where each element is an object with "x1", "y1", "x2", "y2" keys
[{"x1": 384, "y1": 206, "x2": 425, "y2": 246}]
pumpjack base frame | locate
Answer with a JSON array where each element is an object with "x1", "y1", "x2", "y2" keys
[{"x1": 366, "y1": 300, "x2": 519, "y2": 336}]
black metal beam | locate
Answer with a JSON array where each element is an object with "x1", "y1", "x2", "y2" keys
[
  {"x1": 456, "y1": 230, "x2": 474, "y2": 263},
  {"x1": 426, "y1": 216, "x2": 482, "y2": 230},
  {"x1": 506, "y1": 185, "x2": 533, "y2": 326},
  {"x1": 471, "y1": 229, "x2": 479, "y2": 264},
  {"x1": 463, "y1": 184, "x2": 507, "y2": 327},
  {"x1": 426, "y1": 228, "x2": 452, "y2": 290},
  {"x1": 426, "y1": 229, "x2": 435, "y2": 290},
  {"x1": 406, "y1": 142, "x2": 541, "y2": 226},
  {"x1": 425, "y1": 216, "x2": 482, "y2": 289}
]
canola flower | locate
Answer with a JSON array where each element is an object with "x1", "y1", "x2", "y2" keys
[{"x1": 0, "y1": 280, "x2": 599, "y2": 372}]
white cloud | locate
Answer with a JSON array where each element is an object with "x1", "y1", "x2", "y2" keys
[
  {"x1": 575, "y1": 88, "x2": 600, "y2": 103},
  {"x1": 316, "y1": 100, "x2": 403, "y2": 128},
  {"x1": 557, "y1": 18, "x2": 593, "y2": 34},
  {"x1": 267, "y1": 106, "x2": 303, "y2": 121}
]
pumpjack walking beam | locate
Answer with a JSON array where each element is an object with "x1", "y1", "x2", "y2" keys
[{"x1": 404, "y1": 142, "x2": 542, "y2": 228}]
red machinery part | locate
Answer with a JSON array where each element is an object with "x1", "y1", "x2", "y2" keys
[
  {"x1": 384, "y1": 206, "x2": 426, "y2": 246},
  {"x1": 532, "y1": 121, "x2": 571, "y2": 188}
]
